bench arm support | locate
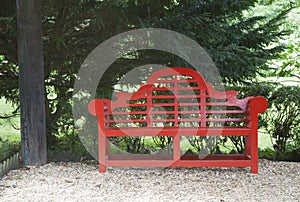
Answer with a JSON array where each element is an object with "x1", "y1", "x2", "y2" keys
[{"x1": 88, "y1": 99, "x2": 110, "y2": 129}]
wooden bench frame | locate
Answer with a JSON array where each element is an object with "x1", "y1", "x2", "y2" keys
[{"x1": 88, "y1": 67, "x2": 268, "y2": 173}]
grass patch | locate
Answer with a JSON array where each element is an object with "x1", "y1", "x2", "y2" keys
[
  {"x1": 0, "y1": 97, "x2": 20, "y2": 142},
  {"x1": 258, "y1": 130, "x2": 273, "y2": 150}
]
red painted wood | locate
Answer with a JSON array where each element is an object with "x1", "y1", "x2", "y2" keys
[
  {"x1": 105, "y1": 160, "x2": 252, "y2": 167},
  {"x1": 103, "y1": 127, "x2": 252, "y2": 136},
  {"x1": 108, "y1": 154, "x2": 173, "y2": 160},
  {"x1": 107, "y1": 154, "x2": 248, "y2": 161},
  {"x1": 88, "y1": 67, "x2": 268, "y2": 174},
  {"x1": 181, "y1": 154, "x2": 249, "y2": 160}
]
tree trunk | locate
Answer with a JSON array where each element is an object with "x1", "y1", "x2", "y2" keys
[{"x1": 17, "y1": 0, "x2": 47, "y2": 165}]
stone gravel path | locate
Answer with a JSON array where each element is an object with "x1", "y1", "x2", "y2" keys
[{"x1": 0, "y1": 159, "x2": 299, "y2": 202}]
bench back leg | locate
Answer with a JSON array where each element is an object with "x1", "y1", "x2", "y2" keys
[{"x1": 250, "y1": 132, "x2": 258, "y2": 174}]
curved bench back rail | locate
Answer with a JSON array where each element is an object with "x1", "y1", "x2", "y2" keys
[{"x1": 89, "y1": 67, "x2": 267, "y2": 129}]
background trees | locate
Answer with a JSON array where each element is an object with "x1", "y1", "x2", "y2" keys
[{"x1": 0, "y1": 0, "x2": 299, "y2": 160}]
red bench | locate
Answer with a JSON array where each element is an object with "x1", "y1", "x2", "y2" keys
[{"x1": 88, "y1": 67, "x2": 268, "y2": 173}]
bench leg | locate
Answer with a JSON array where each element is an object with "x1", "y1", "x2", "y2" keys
[
  {"x1": 250, "y1": 163, "x2": 258, "y2": 174},
  {"x1": 99, "y1": 163, "x2": 106, "y2": 173},
  {"x1": 98, "y1": 132, "x2": 107, "y2": 173},
  {"x1": 173, "y1": 135, "x2": 180, "y2": 163},
  {"x1": 250, "y1": 127, "x2": 259, "y2": 174},
  {"x1": 250, "y1": 145, "x2": 258, "y2": 174}
]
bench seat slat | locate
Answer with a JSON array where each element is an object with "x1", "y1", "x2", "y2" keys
[
  {"x1": 103, "y1": 127, "x2": 251, "y2": 136},
  {"x1": 111, "y1": 110, "x2": 244, "y2": 115},
  {"x1": 153, "y1": 87, "x2": 201, "y2": 91},
  {"x1": 109, "y1": 118, "x2": 245, "y2": 123},
  {"x1": 206, "y1": 110, "x2": 244, "y2": 114},
  {"x1": 153, "y1": 79, "x2": 198, "y2": 83},
  {"x1": 151, "y1": 95, "x2": 201, "y2": 99}
]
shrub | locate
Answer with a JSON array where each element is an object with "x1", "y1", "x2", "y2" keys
[
  {"x1": 0, "y1": 139, "x2": 20, "y2": 162},
  {"x1": 48, "y1": 131, "x2": 92, "y2": 161},
  {"x1": 224, "y1": 82, "x2": 274, "y2": 153},
  {"x1": 188, "y1": 136, "x2": 219, "y2": 154},
  {"x1": 262, "y1": 85, "x2": 300, "y2": 153}
]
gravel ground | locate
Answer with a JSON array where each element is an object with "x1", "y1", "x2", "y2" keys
[{"x1": 0, "y1": 159, "x2": 299, "y2": 202}]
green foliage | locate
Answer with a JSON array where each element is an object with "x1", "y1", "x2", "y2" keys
[
  {"x1": 226, "y1": 82, "x2": 275, "y2": 98},
  {"x1": 262, "y1": 85, "x2": 300, "y2": 153},
  {"x1": 225, "y1": 82, "x2": 274, "y2": 153},
  {"x1": 227, "y1": 136, "x2": 245, "y2": 153},
  {"x1": 152, "y1": 136, "x2": 173, "y2": 153},
  {"x1": 188, "y1": 136, "x2": 219, "y2": 154},
  {"x1": 48, "y1": 131, "x2": 91, "y2": 161},
  {"x1": 109, "y1": 137, "x2": 157, "y2": 154},
  {"x1": 0, "y1": 139, "x2": 20, "y2": 162},
  {"x1": 226, "y1": 83, "x2": 300, "y2": 156},
  {"x1": 264, "y1": 2, "x2": 300, "y2": 79},
  {"x1": 121, "y1": 137, "x2": 147, "y2": 154},
  {"x1": 258, "y1": 147, "x2": 275, "y2": 159},
  {"x1": 0, "y1": 98, "x2": 20, "y2": 143},
  {"x1": 259, "y1": 147, "x2": 300, "y2": 162}
]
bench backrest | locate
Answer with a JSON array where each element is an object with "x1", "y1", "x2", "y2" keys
[{"x1": 97, "y1": 67, "x2": 253, "y2": 128}]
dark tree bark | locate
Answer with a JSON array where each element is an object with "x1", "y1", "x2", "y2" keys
[{"x1": 17, "y1": 0, "x2": 47, "y2": 165}]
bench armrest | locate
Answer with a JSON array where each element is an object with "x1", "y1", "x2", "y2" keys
[
  {"x1": 89, "y1": 98, "x2": 112, "y2": 130},
  {"x1": 88, "y1": 99, "x2": 106, "y2": 116},
  {"x1": 247, "y1": 96, "x2": 268, "y2": 114}
]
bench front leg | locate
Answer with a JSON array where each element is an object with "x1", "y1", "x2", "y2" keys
[
  {"x1": 89, "y1": 99, "x2": 108, "y2": 173},
  {"x1": 98, "y1": 131, "x2": 107, "y2": 173},
  {"x1": 246, "y1": 96, "x2": 268, "y2": 174}
]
